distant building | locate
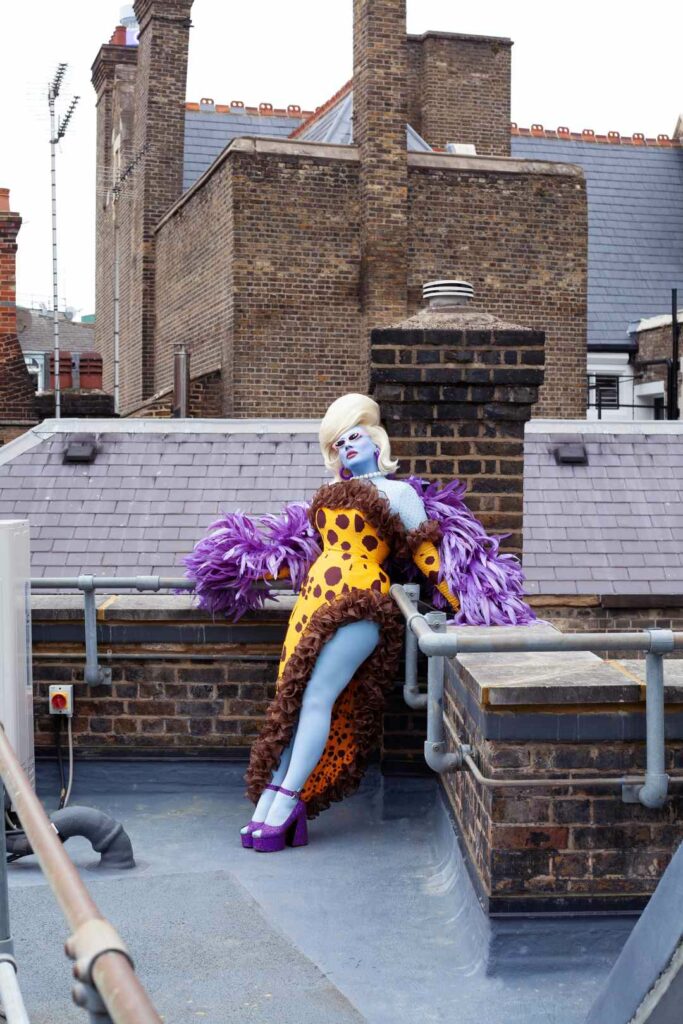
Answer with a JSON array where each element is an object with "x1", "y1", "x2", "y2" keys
[
  {"x1": 92, "y1": 1, "x2": 683, "y2": 427},
  {"x1": 92, "y1": 1, "x2": 588, "y2": 422},
  {"x1": 17, "y1": 307, "x2": 99, "y2": 393},
  {"x1": 0, "y1": 189, "x2": 112, "y2": 443}
]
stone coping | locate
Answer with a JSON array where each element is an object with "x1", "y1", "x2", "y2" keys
[
  {"x1": 447, "y1": 623, "x2": 683, "y2": 706},
  {"x1": 31, "y1": 593, "x2": 295, "y2": 622}
]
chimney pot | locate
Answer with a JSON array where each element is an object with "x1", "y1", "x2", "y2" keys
[{"x1": 0, "y1": 189, "x2": 10, "y2": 213}]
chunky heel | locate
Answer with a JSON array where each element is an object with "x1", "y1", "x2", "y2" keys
[
  {"x1": 288, "y1": 805, "x2": 309, "y2": 848},
  {"x1": 252, "y1": 786, "x2": 309, "y2": 853}
]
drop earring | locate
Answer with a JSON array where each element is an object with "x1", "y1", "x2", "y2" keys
[{"x1": 340, "y1": 466, "x2": 353, "y2": 480}]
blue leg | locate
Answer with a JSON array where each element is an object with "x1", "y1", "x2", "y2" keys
[
  {"x1": 241, "y1": 727, "x2": 297, "y2": 833},
  {"x1": 257, "y1": 619, "x2": 380, "y2": 830}
]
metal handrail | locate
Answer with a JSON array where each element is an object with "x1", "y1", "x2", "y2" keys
[
  {"x1": 390, "y1": 584, "x2": 683, "y2": 808},
  {"x1": 0, "y1": 725, "x2": 162, "y2": 1023}
]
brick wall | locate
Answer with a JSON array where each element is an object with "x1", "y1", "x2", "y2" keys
[
  {"x1": 126, "y1": 369, "x2": 223, "y2": 418},
  {"x1": 155, "y1": 142, "x2": 364, "y2": 417},
  {"x1": 31, "y1": 600, "x2": 422, "y2": 773},
  {"x1": 129, "y1": 0, "x2": 193, "y2": 405},
  {"x1": 372, "y1": 320, "x2": 545, "y2": 553},
  {"x1": 407, "y1": 155, "x2": 587, "y2": 419},
  {"x1": 35, "y1": 391, "x2": 115, "y2": 419},
  {"x1": 530, "y1": 596, "x2": 683, "y2": 650},
  {"x1": 0, "y1": 194, "x2": 37, "y2": 422},
  {"x1": 408, "y1": 32, "x2": 512, "y2": 155},
  {"x1": 353, "y1": 0, "x2": 408, "y2": 373},
  {"x1": 92, "y1": 46, "x2": 137, "y2": 403},
  {"x1": 444, "y1": 663, "x2": 683, "y2": 913},
  {"x1": 635, "y1": 322, "x2": 680, "y2": 410}
]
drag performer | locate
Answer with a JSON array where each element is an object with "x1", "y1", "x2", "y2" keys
[{"x1": 184, "y1": 394, "x2": 533, "y2": 852}]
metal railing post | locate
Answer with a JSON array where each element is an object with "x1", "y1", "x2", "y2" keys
[
  {"x1": 636, "y1": 630, "x2": 674, "y2": 808},
  {"x1": 402, "y1": 584, "x2": 425, "y2": 710},
  {"x1": 390, "y1": 585, "x2": 683, "y2": 801},
  {"x1": 80, "y1": 578, "x2": 111, "y2": 687},
  {"x1": 423, "y1": 612, "x2": 462, "y2": 774}
]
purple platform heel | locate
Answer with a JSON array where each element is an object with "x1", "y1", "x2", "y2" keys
[
  {"x1": 252, "y1": 786, "x2": 309, "y2": 853},
  {"x1": 240, "y1": 783, "x2": 279, "y2": 849}
]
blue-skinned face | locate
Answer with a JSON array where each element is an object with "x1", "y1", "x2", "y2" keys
[{"x1": 334, "y1": 425, "x2": 378, "y2": 476}]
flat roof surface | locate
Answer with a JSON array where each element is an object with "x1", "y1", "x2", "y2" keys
[{"x1": 9, "y1": 762, "x2": 633, "y2": 1023}]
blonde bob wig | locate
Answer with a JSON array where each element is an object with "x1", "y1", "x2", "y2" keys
[{"x1": 319, "y1": 393, "x2": 398, "y2": 479}]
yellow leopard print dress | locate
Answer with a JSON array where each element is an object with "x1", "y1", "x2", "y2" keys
[{"x1": 246, "y1": 478, "x2": 435, "y2": 818}]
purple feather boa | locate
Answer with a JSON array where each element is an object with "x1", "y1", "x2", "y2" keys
[
  {"x1": 184, "y1": 477, "x2": 534, "y2": 626},
  {"x1": 404, "y1": 476, "x2": 535, "y2": 626},
  {"x1": 183, "y1": 503, "x2": 320, "y2": 620}
]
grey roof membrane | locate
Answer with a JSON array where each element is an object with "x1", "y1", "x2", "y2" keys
[
  {"x1": 511, "y1": 137, "x2": 683, "y2": 350},
  {"x1": 183, "y1": 109, "x2": 304, "y2": 191},
  {"x1": 0, "y1": 421, "x2": 326, "y2": 578},
  {"x1": 524, "y1": 424, "x2": 683, "y2": 596}
]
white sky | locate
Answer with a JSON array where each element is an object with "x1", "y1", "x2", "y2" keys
[{"x1": 0, "y1": 1, "x2": 680, "y2": 319}]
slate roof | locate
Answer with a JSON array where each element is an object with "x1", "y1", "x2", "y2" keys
[
  {"x1": 0, "y1": 420, "x2": 326, "y2": 577},
  {"x1": 292, "y1": 88, "x2": 432, "y2": 152},
  {"x1": 523, "y1": 421, "x2": 683, "y2": 596},
  {"x1": 183, "y1": 108, "x2": 305, "y2": 191},
  {"x1": 510, "y1": 135, "x2": 683, "y2": 350},
  {"x1": 17, "y1": 308, "x2": 95, "y2": 354}
]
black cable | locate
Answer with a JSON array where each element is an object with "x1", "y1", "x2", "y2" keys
[{"x1": 55, "y1": 714, "x2": 66, "y2": 809}]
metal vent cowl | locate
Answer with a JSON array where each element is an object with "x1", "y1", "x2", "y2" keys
[{"x1": 422, "y1": 280, "x2": 474, "y2": 307}]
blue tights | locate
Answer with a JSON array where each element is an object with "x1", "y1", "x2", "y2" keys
[{"x1": 247, "y1": 619, "x2": 380, "y2": 832}]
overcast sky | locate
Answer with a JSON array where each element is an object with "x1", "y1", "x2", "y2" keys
[{"x1": 0, "y1": 0, "x2": 680, "y2": 320}]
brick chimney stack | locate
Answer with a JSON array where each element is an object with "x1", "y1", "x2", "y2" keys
[
  {"x1": 131, "y1": 0, "x2": 193, "y2": 402},
  {"x1": 353, "y1": 0, "x2": 409, "y2": 377},
  {"x1": 0, "y1": 190, "x2": 37, "y2": 422}
]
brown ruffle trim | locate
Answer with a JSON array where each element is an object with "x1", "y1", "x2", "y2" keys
[
  {"x1": 309, "y1": 479, "x2": 412, "y2": 561},
  {"x1": 245, "y1": 587, "x2": 403, "y2": 819},
  {"x1": 405, "y1": 518, "x2": 443, "y2": 554}
]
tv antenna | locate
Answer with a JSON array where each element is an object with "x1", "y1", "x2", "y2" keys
[{"x1": 48, "y1": 63, "x2": 79, "y2": 418}]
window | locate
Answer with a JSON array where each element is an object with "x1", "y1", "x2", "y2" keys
[
  {"x1": 653, "y1": 396, "x2": 665, "y2": 420},
  {"x1": 594, "y1": 375, "x2": 620, "y2": 409},
  {"x1": 24, "y1": 353, "x2": 45, "y2": 392}
]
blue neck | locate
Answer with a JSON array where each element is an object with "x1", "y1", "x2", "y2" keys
[{"x1": 349, "y1": 454, "x2": 378, "y2": 477}]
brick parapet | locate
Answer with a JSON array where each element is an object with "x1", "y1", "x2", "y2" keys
[
  {"x1": 30, "y1": 597, "x2": 421, "y2": 773},
  {"x1": 440, "y1": 630, "x2": 683, "y2": 914},
  {"x1": 371, "y1": 325, "x2": 545, "y2": 552}
]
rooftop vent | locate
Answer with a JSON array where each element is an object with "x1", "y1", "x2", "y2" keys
[
  {"x1": 63, "y1": 435, "x2": 99, "y2": 465},
  {"x1": 553, "y1": 443, "x2": 588, "y2": 466},
  {"x1": 423, "y1": 280, "x2": 474, "y2": 309},
  {"x1": 445, "y1": 142, "x2": 477, "y2": 156}
]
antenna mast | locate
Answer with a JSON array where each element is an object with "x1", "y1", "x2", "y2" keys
[{"x1": 48, "y1": 64, "x2": 79, "y2": 419}]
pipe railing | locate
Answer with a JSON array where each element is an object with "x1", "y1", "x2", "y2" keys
[
  {"x1": 30, "y1": 575, "x2": 295, "y2": 688},
  {"x1": 391, "y1": 584, "x2": 683, "y2": 809},
  {"x1": 0, "y1": 724, "x2": 161, "y2": 1024}
]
